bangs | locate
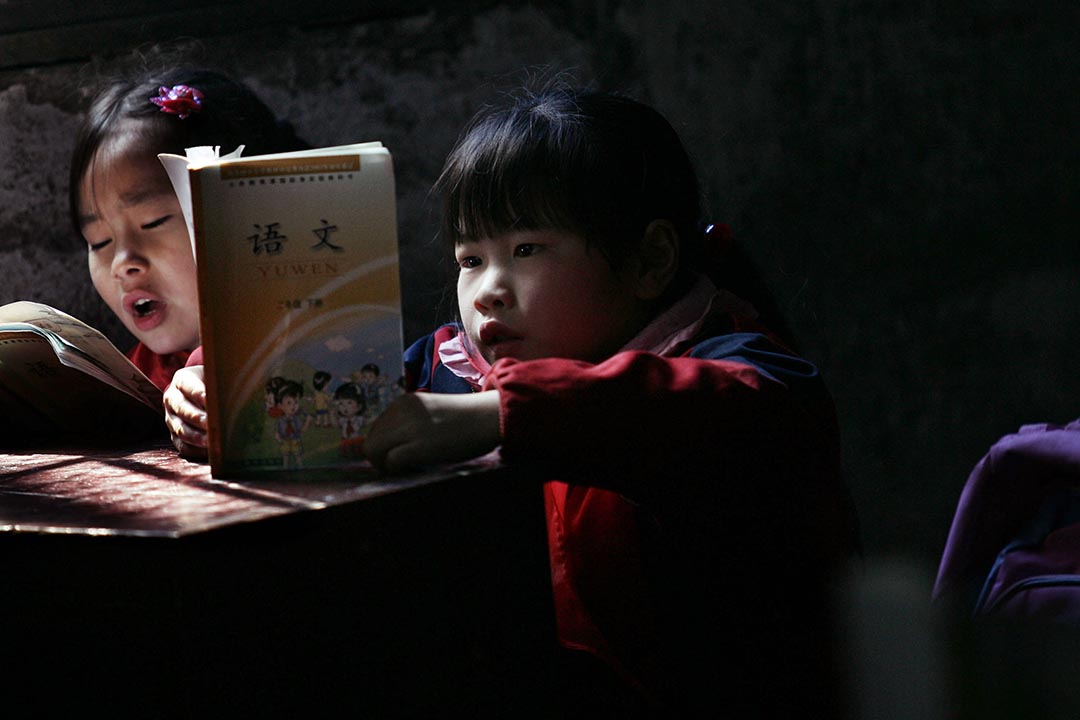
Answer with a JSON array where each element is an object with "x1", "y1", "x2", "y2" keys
[
  {"x1": 434, "y1": 88, "x2": 702, "y2": 278},
  {"x1": 437, "y1": 103, "x2": 600, "y2": 246}
]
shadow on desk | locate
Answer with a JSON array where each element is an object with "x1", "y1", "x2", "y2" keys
[{"x1": 0, "y1": 446, "x2": 557, "y2": 717}]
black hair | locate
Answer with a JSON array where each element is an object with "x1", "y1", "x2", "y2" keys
[
  {"x1": 435, "y1": 85, "x2": 797, "y2": 347},
  {"x1": 333, "y1": 382, "x2": 366, "y2": 411},
  {"x1": 274, "y1": 379, "x2": 303, "y2": 404},
  {"x1": 360, "y1": 363, "x2": 380, "y2": 376},
  {"x1": 70, "y1": 62, "x2": 308, "y2": 238},
  {"x1": 435, "y1": 87, "x2": 701, "y2": 281},
  {"x1": 312, "y1": 371, "x2": 331, "y2": 391}
]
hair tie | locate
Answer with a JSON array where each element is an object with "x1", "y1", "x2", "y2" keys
[{"x1": 149, "y1": 85, "x2": 204, "y2": 119}]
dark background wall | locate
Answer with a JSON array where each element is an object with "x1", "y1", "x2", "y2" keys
[{"x1": 1, "y1": 0, "x2": 1077, "y2": 574}]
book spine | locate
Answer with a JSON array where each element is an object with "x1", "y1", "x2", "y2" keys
[{"x1": 189, "y1": 168, "x2": 225, "y2": 475}]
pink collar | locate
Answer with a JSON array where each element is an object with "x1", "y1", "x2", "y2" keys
[
  {"x1": 437, "y1": 331, "x2": 491, "y2": 389},
  {"x1": 620, "y1": 275, "x2": 757, "y2": 356}
]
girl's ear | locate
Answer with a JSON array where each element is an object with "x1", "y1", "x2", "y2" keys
[{"x1": 632, "y1": 219, "x2": 680, "y2": 300}]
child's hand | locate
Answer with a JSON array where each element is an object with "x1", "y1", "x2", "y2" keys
[
  {"x1": 164, "y1": 365, "x2": 209, "y2": 459},
  {"x1": 364, "y1": 391, "x2": 502, "y2": 474}
]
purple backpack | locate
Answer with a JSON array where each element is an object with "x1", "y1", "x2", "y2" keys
[{"x1": 934, "y1": 419, "x2": 1080, "y2": 621}]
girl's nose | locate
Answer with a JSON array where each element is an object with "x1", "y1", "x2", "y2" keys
[
  {"x1": 473, "y1": 267, "x2": 514, "y2": 313},
  {"x1": 111, "y1": 236, "x2": 150, "y2": 280}
]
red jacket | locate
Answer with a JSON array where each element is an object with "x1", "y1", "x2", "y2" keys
[{"x1": 404, "y1": 289, "x2": 854, "y2": 713}]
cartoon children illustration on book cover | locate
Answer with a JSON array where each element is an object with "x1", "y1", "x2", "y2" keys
[
  {"x1": 272, "y1": 378, "x2": 311, "y2": 469},
  {"x1": 332, "y1": 381, "x2": 365, "y2": 458},
  {"x1": 238, "y1": 341, "x2": 403, "y2": 471},
  {"x1": 312, "y1": 370, "x2": 333, "y2": 427}
]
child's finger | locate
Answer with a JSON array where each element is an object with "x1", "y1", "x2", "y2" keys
[
  {"x1": 172, "y1": 432, "x2": 209, "y2": 459},
  {"x1": 168, "y1": 411, "x2": 207, "y2": 448},
  {"x1": 383, "y1": 441, "x2": 426, "y2": 475},
  {"x1": 178, "y1": 402, "x2": 208, "y2": 432},
  {"x1": 363, "y1": 426, "x2": 399, "y2": 472},
  {"x1": 172, "y1": 367, "x2": 207, "y2": 407},
  {"x1": 164, "y1": 384, "x2": 208, "y2": 432}
]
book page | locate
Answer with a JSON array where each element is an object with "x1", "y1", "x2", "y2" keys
[
  {"x1": 0, "y1": 331, "x2": 162, "y2": 445},
  {"x1": 0, "y1": 302, "x2": 161, "y2": 410}
]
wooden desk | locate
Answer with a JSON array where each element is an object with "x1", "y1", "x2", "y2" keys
[{"x1": 0, "y1": 447, "x2": 556, "y2": 717}]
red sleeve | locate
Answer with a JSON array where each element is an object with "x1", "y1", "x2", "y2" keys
[
  {"x1": 486, "y1": 349, "x2": 850, "y2": 556},
  {"x1": 489, "y1": 352, "x2": 822, "y2": 490}
]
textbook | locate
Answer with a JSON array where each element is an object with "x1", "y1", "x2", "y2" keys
[
  {"x1": 0, "y1": 301, "x2": 163, "y2": 445},
  {"x1": 160, "y1": 142, "x2": 404, "y2": 477}
]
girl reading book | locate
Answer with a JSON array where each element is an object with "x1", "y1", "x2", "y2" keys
[
  {"x1": 363, "y1": 86, "x2": 857, "y2": 715},
  {"x1": 71, "y1": 58, "x2": 306, "y2": 450}
]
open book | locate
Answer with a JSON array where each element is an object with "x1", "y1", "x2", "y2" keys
[
  {"x1": 160, "y1": 142, "x2": 404, "y2": 477},
  {"x1": 0, "y1": 301, "x2": 163, "y2": 446}
]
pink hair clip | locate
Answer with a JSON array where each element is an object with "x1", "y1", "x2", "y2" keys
[{"x1": 149, "y1": 84, "x2": 204, "y2": 119}]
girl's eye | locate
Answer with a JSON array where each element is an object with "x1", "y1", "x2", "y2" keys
[
  {"x1": 514, "y1": 243, "x2": 539, "y2": 257},
  {"x1": 88, "y1": 238, "x2": 112, "y2": 252},
  {"x1": 142, "y1": 215, "x2": 171, "y2": 230},
  {"x1": 458, "y1": 256, "x2": 482, "y2": 269}
]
